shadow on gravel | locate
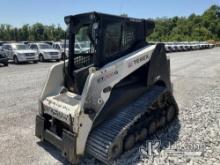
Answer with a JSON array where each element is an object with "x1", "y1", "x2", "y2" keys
[
  {"x1": 8, "y1": 61, "x2": 38, "y2": 65},
  {"x1": 37, "y1": 141, "x2": 69, "y2": 165},
  {"x1": 0, "y1": 64, "x2": 8, "y2": 67}
]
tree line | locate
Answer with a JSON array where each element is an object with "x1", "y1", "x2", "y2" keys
[
  {"x1": 0, "y1": 23, "x2": 65, "y2": 41},
  {"x1": 0, "y1": 5, "x2": 219, "y2": 42},
  {"x1": 149, "y1": 5, "x2": 220, "y2": 41}
]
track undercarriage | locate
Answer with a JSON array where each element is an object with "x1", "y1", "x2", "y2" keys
[{"x1": 86, "y1": 85, "x2": 178, "y2": 164}]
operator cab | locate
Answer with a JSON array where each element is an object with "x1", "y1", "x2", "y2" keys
[{"x1": 64, "y1": 12, "x2": 155, "y2": 94}]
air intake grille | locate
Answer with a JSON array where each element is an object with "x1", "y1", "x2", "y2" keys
[
  {"x1": 25, "y1": 53, "x2": 35, "y2": 56},
  {"x1": 50, "y1": 52, "x2": 59, "y2": 55}
]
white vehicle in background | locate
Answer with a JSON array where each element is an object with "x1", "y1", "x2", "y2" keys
[
  {"x1": 164, "y1": 44, "x2": 172, "y2": 52},
  {"x1": 199, "y1": 42, "x2": 209, "y2": 49},
  {"x1": 208, "y1": 43, "x2": 215, "y2": 48},
  {"x1": 182, "y1": 44, "x2": 190, "y2": 51},
  {"x1": 158, "y1": 41, "x2": 213, "y2": 53},
  {"x1": 52, "y1": 42, "x2": 69, "y2": 60},
  {"x1": 52, "y1": 41, "x2": 92, "y2": 60},
  {"x1": 185, "y1": 42, "x2": 191, "y2": 50},
  {"x1": 163, "y1": 42, "x2": 172, "y2": 52},
  {"x1": 169, "y1": 44, "x2": 177, "y2": 52},
  {"x1": 29, "y1": 43, "x2": 61, "y2": 62},
  {"x1": 190, "y1": 41, "x2": 200, "y2": 50},
  {"x1": 2, "y1": 43, "x2": 38, "y2": 64},
  {"x1": 190, "y1": 43, "x2": 200, "y2": 50},
  {"x1": 75, "y1": 41, "x2": 91, "y2": 54},
  {"x1": 204, "y1": 42, "x2": 210, "y2": 49},
  {"x1": 199, "y1": 43, "x2": 205, "y2": 49},
  {"x1": 174, "y1": 44, "x2": 185, "y2": 51}
]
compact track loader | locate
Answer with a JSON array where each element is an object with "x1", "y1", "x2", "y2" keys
[{"x1": 35, "y1": 12, "x2": 179, "y2": 164}]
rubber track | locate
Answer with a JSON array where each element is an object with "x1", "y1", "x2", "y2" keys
[{"x1": 86, "y1": 85, "x2": 166, "y2": 164}]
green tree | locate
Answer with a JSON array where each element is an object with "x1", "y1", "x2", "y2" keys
[{"x1": 149, "y1": 5, "x2": 220, "y2": 41}]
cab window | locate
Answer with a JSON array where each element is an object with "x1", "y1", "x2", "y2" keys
[
  {"x1": 121, "y1": 23, "x2": 136, "y2": 50},
  {"x1": 3, "y1": 45, "x2": 12, "y2": 50},
  {"x1": 53, "y1": 44, "x2": 60, "y2": 49},
  {"x1": 2, "y1": 45, "x2": 8, "y2": 50},
  {"x1": 30, "y1": 44, "x2": 38, "y2": 50},
  {"x1": 104, "y1": 21, "x2": 121, "y2": 57},
  {"x1": 103, "y1": 21, "x2": 137, "y2": 59},
  {"x1": 56, "y1": 44, "x2": 60, "y2": 49}
]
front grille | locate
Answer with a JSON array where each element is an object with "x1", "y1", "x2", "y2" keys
[
  {"x1": 50, "y1": 52, "x2": 58, "y2": 55},
  {"x1": 25, "y1": 53, "x2": 35, "y2": 56}
]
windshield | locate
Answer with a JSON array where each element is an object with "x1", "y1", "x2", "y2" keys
[
  {"x1": 39, "y1": 44, "x2": 51, "y2": 49},
  {"x1": 13, "y1": 44, "x2": 27, "y2": 50},
  {"x1": 77, "y1": 42, "x2": 90, "y2": 49},
  {"x1": 75, "y1": 26, "x2": 94, "y2": 54}
]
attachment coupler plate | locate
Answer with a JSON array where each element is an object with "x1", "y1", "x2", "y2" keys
[{"x1": 35, "y1": 115, "x2": 80, "y2": 164}]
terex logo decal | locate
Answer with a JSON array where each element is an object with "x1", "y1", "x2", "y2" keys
[{"x1": 128, "y1": 54, "x2": 149, "y2": 68}]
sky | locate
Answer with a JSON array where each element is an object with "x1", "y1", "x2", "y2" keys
[{"x1": 0, "y1": 0, "x2": 219, "y2": 28}]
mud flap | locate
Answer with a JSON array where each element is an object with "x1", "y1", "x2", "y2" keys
[{"x1": 35, "y1": 115, "x2": 79, "y2": 164}]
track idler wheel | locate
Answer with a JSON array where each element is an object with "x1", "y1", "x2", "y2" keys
[
  {"x1": 124, "y1": 134, "x2": 135, "y2": 151},
  {"x1": 109, "y1": 140, "x2": 123, "y2": 160},
  {"x1": 148, "y1": 121, "x2": 157, "y2": 135},
  {"x1": 138, "y1": 128, "x2": 147, "y2": 141},
  {"x1": 159, "y1": 115, "x2": 166, "y2": 128},
  {"x1": 157, "y1": 94, "x2": 167, "y2": 108}
]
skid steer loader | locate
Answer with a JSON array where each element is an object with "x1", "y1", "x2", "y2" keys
[{"x1": 35, "y1": 12, "x2": 179, "y2": 164}]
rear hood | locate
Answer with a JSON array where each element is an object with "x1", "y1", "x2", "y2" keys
[{"x1": 15, "y1": 50, "x2": 37, "y2": 54}]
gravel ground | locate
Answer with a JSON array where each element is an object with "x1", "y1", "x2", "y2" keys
[{"x1": 0, "y1": 48, "x2": 219, "y2": 165}]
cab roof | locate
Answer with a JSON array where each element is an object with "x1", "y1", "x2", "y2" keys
[{"x1": 64, "y1": 11, "x2": 151, "y2": 24}]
